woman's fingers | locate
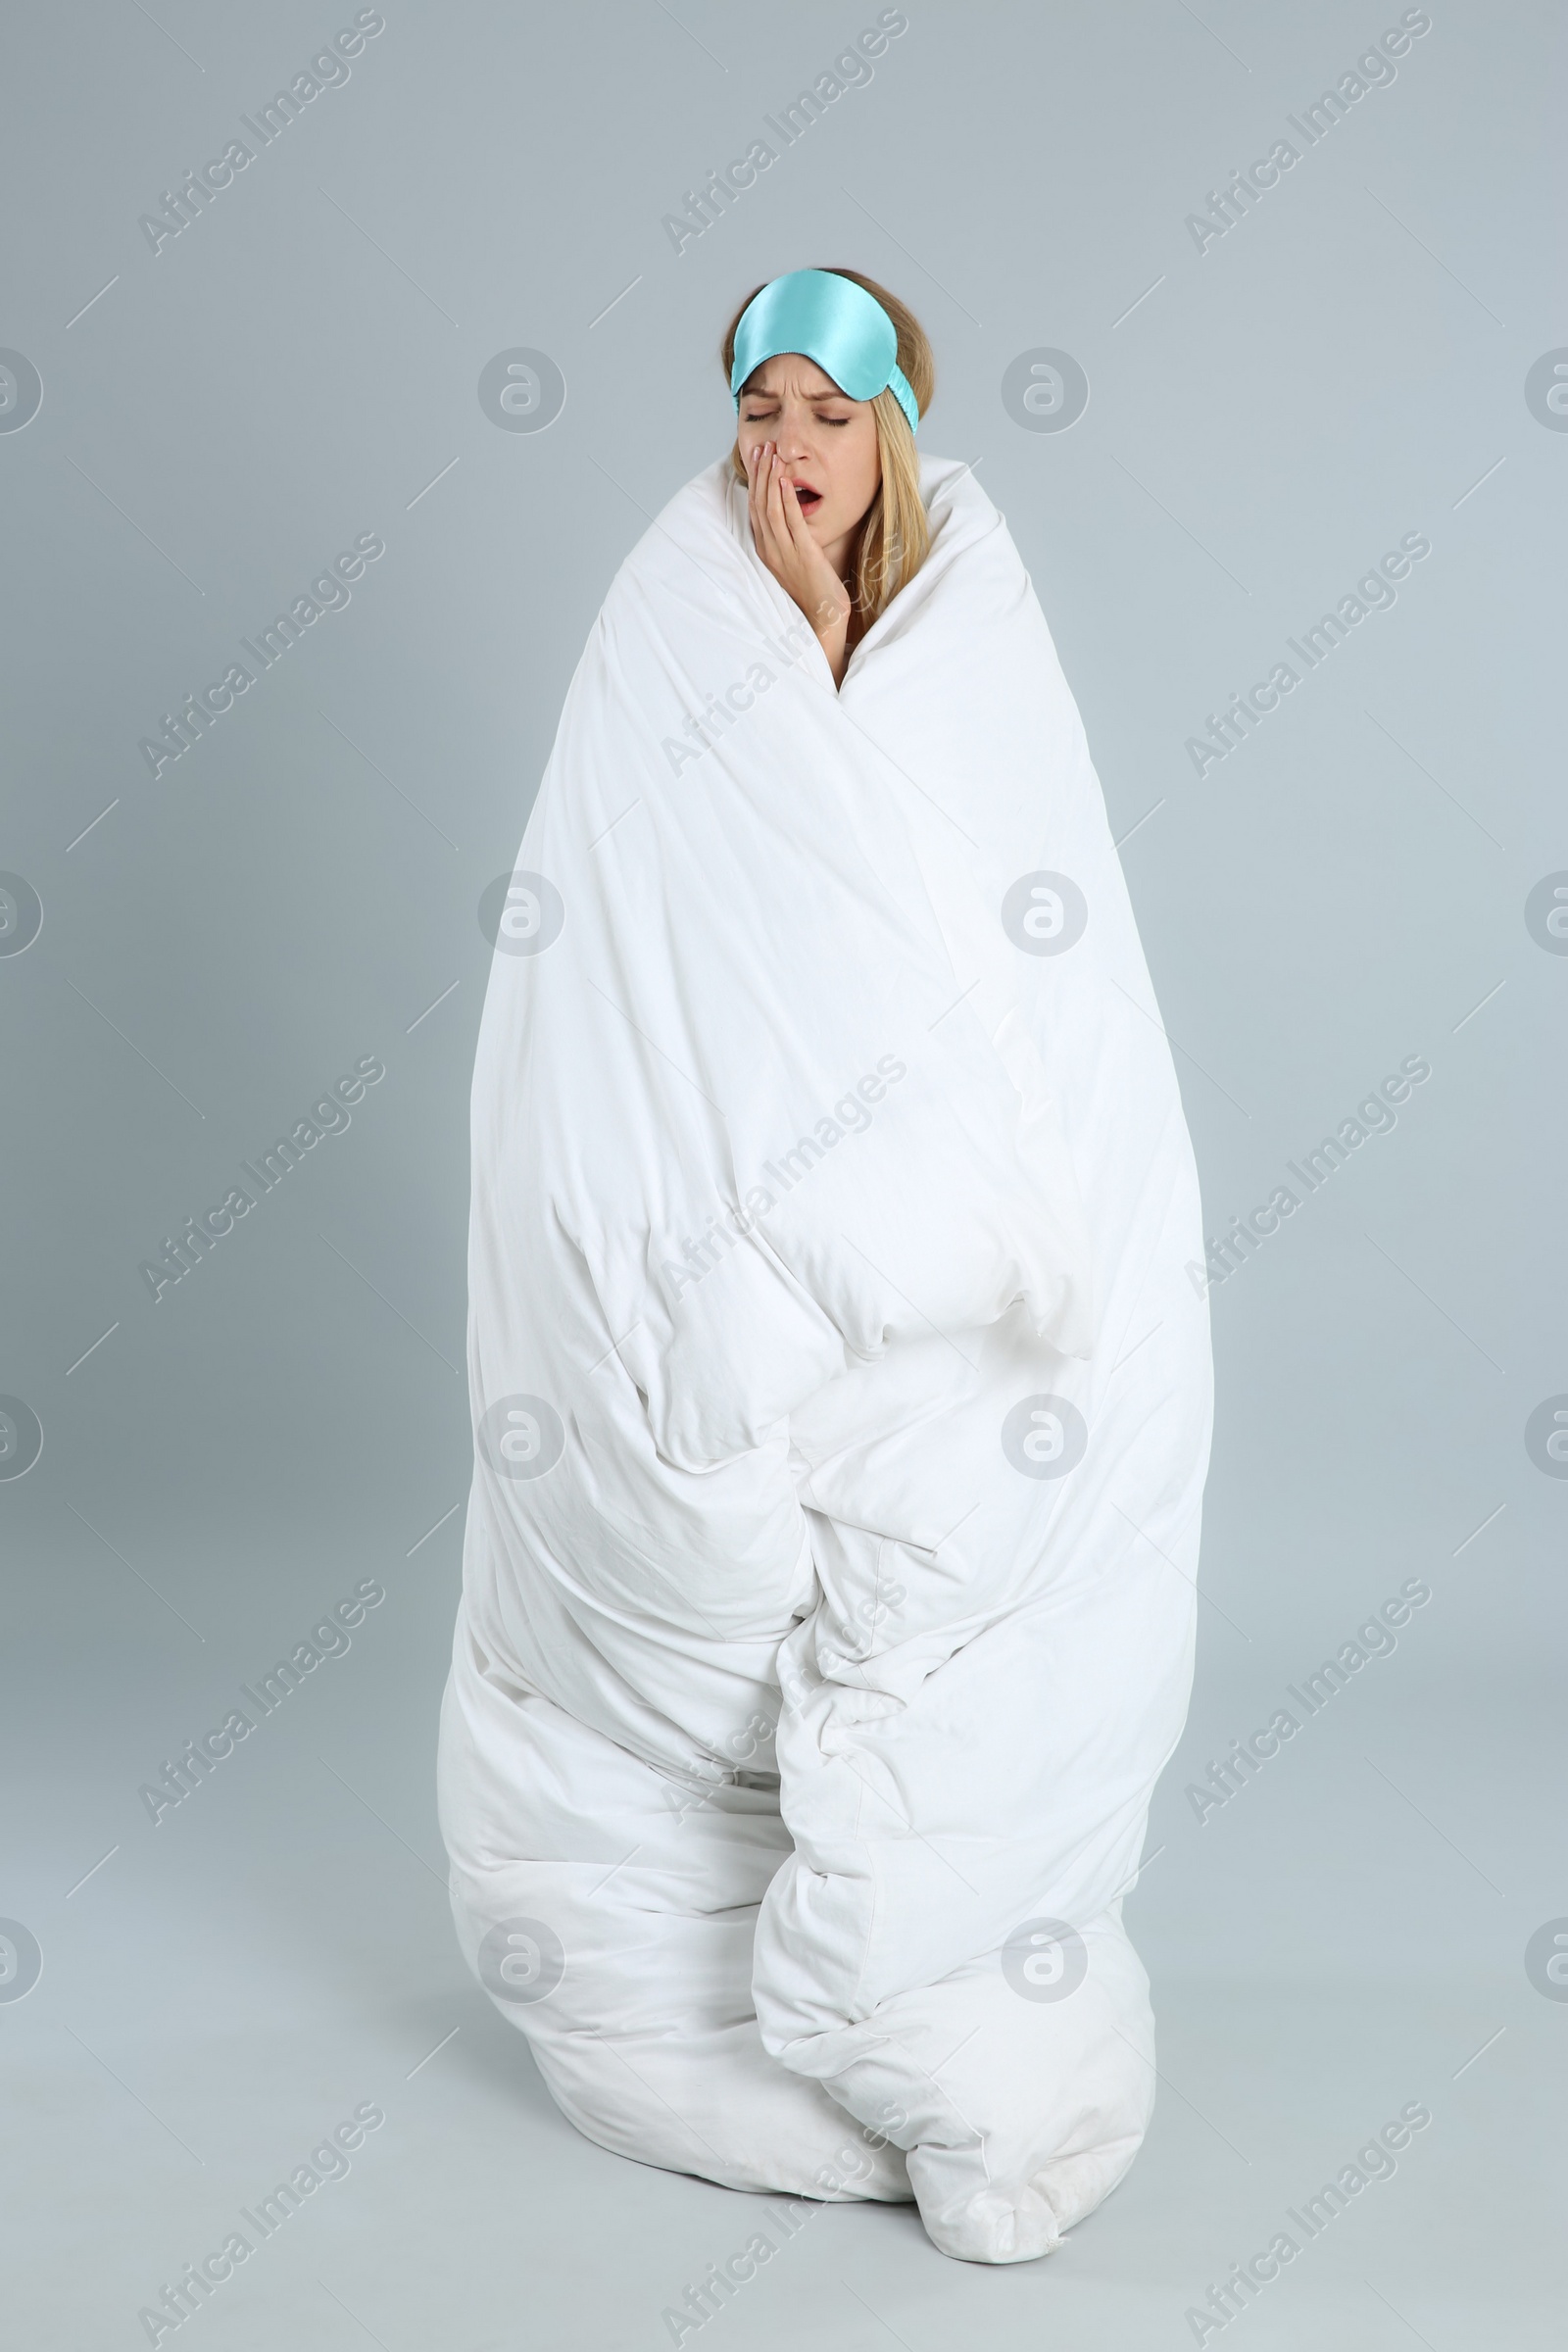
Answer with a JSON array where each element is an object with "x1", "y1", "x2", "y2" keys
[
  {"x1": 772, "y1": 471, "x2": 826, "y2": 605},
  {"x1": 745, "y1": 445, "x2": 844, "y2": 637},
  {"x1": 746, "y1": 440, "x2": 766, "y2": 548},
  {"x1": 775, "y1": 468, "x2": 815, "y2": 558},
  {"x1": 762, "y1": 461, "x2": 798, "y2": 582},
  {"x1": 772, "y1": 462, "x2": 846, "y2": 628},
  {"x1": 770, "y1": 462, "x2": 816, "y2": 596},
  {"x1": 745, "y1": 439, "x2": 767, "y2": 544},
  {"x1": 750, "y1": 442, "x2": 785, "y2": 569},
  {"x1": 762, "y1": 448, "x2": 790, "y2": 548}
]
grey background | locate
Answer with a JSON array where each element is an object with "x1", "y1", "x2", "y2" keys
[{"x1": 2, "y1": 0, "x2": 1563, "y2": 2343}]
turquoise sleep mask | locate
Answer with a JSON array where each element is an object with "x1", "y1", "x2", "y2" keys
[{"x1": 730, "y1": 270, "x2": 919, "y2": 435}]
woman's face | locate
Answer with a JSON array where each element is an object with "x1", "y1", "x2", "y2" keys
[{"x1": 735, "y1": 354, "x2": 881, "y2": 565}]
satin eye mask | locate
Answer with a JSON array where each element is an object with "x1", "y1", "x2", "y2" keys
[{"x1": 730, "y1": 270, "x2": 919, "y2": 434}]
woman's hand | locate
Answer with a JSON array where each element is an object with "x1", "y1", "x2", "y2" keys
[{"x1": 745, "y1": 440, "x2": 852, "y2": 686}]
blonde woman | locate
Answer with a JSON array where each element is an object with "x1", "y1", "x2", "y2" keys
[
  {"x1": 725, "y1": 269, "x2": 932, "y2": 682},
  {"x1": 439, "y1": 268, "x2": 1212, "y2": 2268}
]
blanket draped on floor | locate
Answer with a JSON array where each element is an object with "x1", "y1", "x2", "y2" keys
[{"x1": 437, "y1": 453, "x2": 1212, "y2": 2264}]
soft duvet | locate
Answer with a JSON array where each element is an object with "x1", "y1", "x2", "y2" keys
[{"x1": 438, "y1": 452, "x2": 1212, "y2": 2264}]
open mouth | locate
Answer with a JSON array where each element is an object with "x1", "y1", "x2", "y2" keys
[{"x1": 790, "y1": 482, "x2": 823, "y2": 514}]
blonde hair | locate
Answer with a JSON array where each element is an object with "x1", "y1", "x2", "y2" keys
[{"x1": 722, "y1": 268, "x2": 934, "y2": 635}]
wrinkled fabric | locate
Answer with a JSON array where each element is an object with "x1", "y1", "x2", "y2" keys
[{"x1": 437, "y1": 454, "x2": 1213, "y2": 2263}]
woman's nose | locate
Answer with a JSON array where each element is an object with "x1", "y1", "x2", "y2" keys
[{"x1": 773, "y1": 410, "x2": 812, "y2": 458}]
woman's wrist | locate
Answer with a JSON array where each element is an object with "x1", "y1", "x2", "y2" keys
[{"x1": 808, "y1": 587, "x2": 849, "y2": 637}]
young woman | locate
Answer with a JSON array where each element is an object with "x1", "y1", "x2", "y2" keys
[
  {"x1": 438, "y1": 268, "x2": 1212, "y2": 2267},
  {"x1": 725, "y1": 269, "x2": 932, "y2": 684}
]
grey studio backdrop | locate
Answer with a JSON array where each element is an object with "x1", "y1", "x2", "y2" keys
[{"x1": 1, "y1": 1, "x2": 1563, "y2": 2345}]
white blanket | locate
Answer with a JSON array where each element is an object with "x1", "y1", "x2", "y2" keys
[{"x1": 437, "y1": 454, "x2": 1212, "y2": 2265}]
